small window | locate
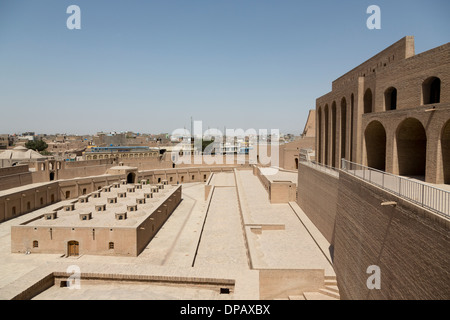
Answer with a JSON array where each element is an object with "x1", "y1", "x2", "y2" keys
[
  {"x1": 192, "y1": 175, "x2": 195, "y2": 180},
  {"x1": 65, "y1": 191, "x2": 71, "y2": 199},
  {"x1": 33, "y1": 240, "x2": 39, "y2": 248},
  {"x1": 40, "y1": 197, "x2": 44, "y2": 206},
  {"x1": 27, "y1": 202, "x2": 31, "y2": 211},
  {"x1": 82, "y1": 188, "x2": 87, "y2": 195},
  {"x1": 109, "y1": 242, "x2": 114, "y2": 249},
  {"x1": 12, "y1": 206, "x2": 16, "y2": 216}
]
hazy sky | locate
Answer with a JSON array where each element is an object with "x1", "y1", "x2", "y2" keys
[{"x1": 0, "y1": 0, "x2": 449, "y2": 135}]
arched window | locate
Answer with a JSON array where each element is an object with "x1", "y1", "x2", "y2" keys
[
  {"x1": 109, "y1": 242, "x2": 114, "y2": 249},
  {"x1": 33, "y1": 241, "x2": 39, "y2": 248},
  {"x1": 422, "y1": 77, "x2": 441, "y2": 105},
  {"x1": 364, "y1": 89, "x2": 373, "y2": 114},
  {"x1": 385, "y1": 87, "x2": 397, "y2": 110}
]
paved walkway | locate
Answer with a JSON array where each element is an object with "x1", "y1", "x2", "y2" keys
[
  {"x1": 235, "y1": 170, "x2": 335, "y2": 275},
  {"x1": 194, "y1": 174, "x2": 249, "y2": 269}
]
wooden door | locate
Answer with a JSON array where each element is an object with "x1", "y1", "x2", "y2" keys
[{"x1": 68, "y1": 241, "x2": 79, "y2": 256}]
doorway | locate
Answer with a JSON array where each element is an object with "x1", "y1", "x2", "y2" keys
[{"x1": 67, "y1": 241, "x2": 79, "y2": 256}]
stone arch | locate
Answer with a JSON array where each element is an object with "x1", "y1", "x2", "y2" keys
[
  {"x1": 340, "y1": 97, "x2": 347, "y2": 162},
  {"x1": 364, "y1": 88, "x2": 373, "y2": 114},
  {"x1": 365, "y1": 121, "x2": 386, "y2": 171},
  {"x1": 385, "y1": 87, "x2": 397, "y2": 110},
  {"x1": 422, "y1": 77, "x2": 441, "y2": 105},
  {"x1": 324, "y1": 104, "x2": 329, "y2": 165},
  {"x1": 331, "y1": 101, "x2": 337, "y2": 168},
  {"x1": 350, "y1": 93, "x2": 354, "y2": 162},
  {"x1": 127, "y1": 172, "x2": 136, "y2": 184},
  {"x1": 317, "y1": 106, "x2": 323, "y2": 164},
  {"x1": 396, "y1": 118, "x2": 427, "y2": 177},
  {"x1": 441, "y1": 119, "x2": 450, "y2": 184}
]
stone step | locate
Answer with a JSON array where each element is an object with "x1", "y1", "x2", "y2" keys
[
  {"x1": 288, "y1": 295, "x2": 306, "y2": 300},
  {"x1": 324, "y1": 285, "x2": 339, "y2": 293},
  {"x1": 325, "y1": 280, "x2": 338, "y2": 286},
  {"x1": 303, "y1": 292, "x2": 339, "y2": 300},
  {"x1": 319, "y1": 288, "x2": 340, "y2": 299}
]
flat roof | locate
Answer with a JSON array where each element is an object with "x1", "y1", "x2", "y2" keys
[{"x1": 22, "y1": 184, "x2": 180, "y2": 228}]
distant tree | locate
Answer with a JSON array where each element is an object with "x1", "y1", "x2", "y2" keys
[{"x1": 25, "y1": 139, "x2": 48, "y2": 153}]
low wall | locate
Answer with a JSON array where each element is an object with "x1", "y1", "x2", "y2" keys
[
  {"x1": 253, "y1": 166, "x2": 297, "y2": 203},
  {"x1": 334, "y1": 171, "x2": 450, "y2": 300},
  {"x1": 259, "y1": 269, "x2": 325, "y2": 300}
]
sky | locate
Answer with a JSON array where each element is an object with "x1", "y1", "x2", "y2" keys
[{"x1": 0, "y1": 0, "x2": 449, "y2": 136}]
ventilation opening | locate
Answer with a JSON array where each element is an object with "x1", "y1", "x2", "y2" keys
[
  {"x1": 60, "y1": 281, "x2": 69, "y2": 288},
  {"x1": 220, "y1": 288, "x2": 230, "y2": 294}
]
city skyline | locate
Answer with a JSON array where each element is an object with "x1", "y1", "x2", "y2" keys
[{"x1": 1, "y1": 0, "x2": 449, "y2": 135}]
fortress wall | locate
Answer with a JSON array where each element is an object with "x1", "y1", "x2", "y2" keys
[
  {"x1": 0, "y1": 165, "x2": 33, "y2": 191},
  {"x1": 296, "y1": 163, "x2": 339, "y2": 244},
  {"x1": 334, "y1": 171, "x2": 450, "y2": 300}
]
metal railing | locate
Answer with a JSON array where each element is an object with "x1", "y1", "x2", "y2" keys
[
  {"x1": 341, "y1": 159, "x2": 450, "y2": 218},
  {"x1": 300, "y1": 160, "x2": 339, "y2": 178}
]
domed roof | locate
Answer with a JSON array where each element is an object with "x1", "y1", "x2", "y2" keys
[{"x1": 0, "y1": 147, "x2": 47, "y2": 160}]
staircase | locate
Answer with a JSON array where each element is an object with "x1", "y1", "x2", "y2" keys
[{"x1": 288, "y1": 276, "x2": 340, "y2": 300}]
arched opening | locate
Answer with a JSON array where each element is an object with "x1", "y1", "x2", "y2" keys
[
  {"x1": 442, "y1": 120, "x2": 450, "y2": 184},
  {"x1": 324, "y1": 105, "x2": 329, "y2": 165},
  {"x1": 365, "y1": 121, "x2": 387, "y2": 171},
  {"x1": 317, "y1": 107, "x2": 322, "y2": 164},
  {"x1": 364, "y1": 88, "x2": 373, "y2": 114},
  {"x1": 341, "y1": 98, "x2": 347, "y2": 162},
  {"x1": 67, "y1": 241, "x2": 79, "y2": 257},
  {"x1": 422, "y1": 77, "x2": 441, "y2": 105},
  {"x1": 33, "y1": 240, "x2": 39, "y2": 248},
  {"x1": 65, "y1": 191, "x2": 71, "y2": 199},
  {"x1": 127, "y1": 172, "x2": 136, "y2": 184},
  {"x1": 331, "y1": 102, "x2": 337, "y2": 168},
  {"x1": 109, "y1": 242, "x2": 114, "y2": 250},
  {"x1": 350, "y1": 93, "x2": 354, "y2": 162},
  {"x1": 396, "y1": 118, "x2": 427, "y2": 178},
  {"x1": 295, "y1": 158, "x2": 299, "y2": 170},
  {"x1": 385, "y1": 87, "x2": 397, "y2": 110},
  {"x1": 49, "y1": 172, "x2": 55, "y2": 181}
]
